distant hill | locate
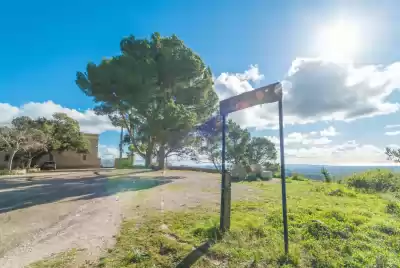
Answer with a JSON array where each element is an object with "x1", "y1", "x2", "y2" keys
[
  {"x1": 162, "y1": 162, "x2": 400, "y2": 180},
  {"x1": 134, "y1": 158, "x2": 400, "y2": 179}
]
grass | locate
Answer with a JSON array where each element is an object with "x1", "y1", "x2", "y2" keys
[
  {"x1": 98, "y1": 180, "x2": 400, "y2": 267},
  {"x1": 345, "y1": 169, "x2": 400, "y2": 193},
  {"x1": 0, "y1": 169, "x2": 24, "y2": 176},
  {"x1": 28, "y1": 249, "x2": 79, "y2": 268}
]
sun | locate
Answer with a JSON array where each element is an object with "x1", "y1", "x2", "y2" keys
[{"x1": 316, "y1": 20, "x2": 360, "y2": 63}]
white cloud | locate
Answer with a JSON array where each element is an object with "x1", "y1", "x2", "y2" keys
[
  {"x1": 320, "y1": 126, "x2": 338, "y2": 137},
  {"x1": 284, "y1": 141, "x2": 388, "y2": 165},
  {"x1": 385, "y1": 131, "x2": 400, "y2": 136},
  {"x1": 215, "y1": 59, "x2": 400, "y2": 128},
  {"x1": 0, "y1": 101, "x2": 118, "y2": 134},
  {"x1": 387, "y1": 144, "x2": 400, "y2": 149},
  {"x1": 385, "y1": 124, "x2": 400, "y2": 129},
  {"x1": 266, "y1": 129, "x2": 332, "y2": 146},
  {"x1": 264, "y1": 128, "x2": 391, "y2": 165}
]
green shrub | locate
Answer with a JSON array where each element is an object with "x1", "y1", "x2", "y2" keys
[
  {"x1": 386, "y1": 201, "x2": 400, "y2": 216},
  {"x1": 273, "y1": 171, "x2": 281, "y2": 178},
  {"x1": 327, "y1": 188, "x2": 357, "y2": 197},
  {"x1": 115, "y1": 158, "x2": 133, "y2": 169},
  {"x1": 0, "y1": 169, "x2": 24, "y2": 176},
  {"x1": 346, "y1": 169, "x2": 400, "y2": 193},
  {"x1": 321, "y1": 167, "x2": 333, "y2": 183},
  {"x1": 247, "y1": 173, "x2": 258, "y2": 181},
  {"x1": 0, "y1": 170, "x2": 11, "y2": 176},
  {"x1": 290, "y1": 173, "x2": 309, "y2": 181}
]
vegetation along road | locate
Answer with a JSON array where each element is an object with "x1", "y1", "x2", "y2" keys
[{"x1": 0, "y1": 170, "x2": 257, "y2": 268}]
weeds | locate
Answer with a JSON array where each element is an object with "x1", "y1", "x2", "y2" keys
[
  {"x1": 386, "y1": 201, "x2": 400, "y2": 217},
  {"x1": 99, "y1": 180, "x2": 400, "y2": 267},
  {"x1": 346, "y1": 169, "x2": 400, "y2": 192},
  {"x1": 321, "y1": 167, "x2": 333, "y2": 183}
]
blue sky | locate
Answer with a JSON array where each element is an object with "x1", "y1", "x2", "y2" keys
[{"x1": 1, "y1": 0, "x2": 400, "y2": 165}]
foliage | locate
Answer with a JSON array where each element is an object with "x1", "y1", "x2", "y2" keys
[
  {"x1": 0, "y1": 169, "x2": 14, "y2": 176},
  {"x1": 247, "y1": 137, "x2": 277, "y2": 166},
  {"x1": 264, "y1": 162, "x2": 280, "y2": 173},
  {"x1": 28, "y1": 249, "x2": 79, "y2": 268},
  {"x1": 386, "y1": 201, "x2": 400, "y2": 217},
  {"x1": 0, "y1": 121, "x2": 47, "y2": 170},
  {"x1": 385, "y1": 147, "x2": 400, "y2": 162},
  {"x1": 115, "y1": 158, "x2": 133, "y2": 169},
  {"x1": 345, "y1": 169, "x2": 400, "y2": 193},
  {"x1": 195, "y1": 119, "x2": 277, "y2": 174},
  {"x1": 246, "y1": 172, "x2": 258, "y2": 181},
  {"x1": 99, "y1": 181, "x2": 400, "y2": 267},
  {"x1": 0, "y1": 114, "x2": 89, "y2": 169},
  {"x1": 321, "y1": 167, "x2": 333, "y2": 183},
  {"x1": 225, "y1": 120, "x2": 251, "y2": 167},
  {"x1": 290, "y1": 173, "x2": 309, "y2": 181},
  {"x1": 76, "y1": 33, "x2": 218, "y2": 168}
]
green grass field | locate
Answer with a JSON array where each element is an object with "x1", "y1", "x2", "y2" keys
[{"x1": 98, "y1": 180, "x2": 400, "y2": 267}]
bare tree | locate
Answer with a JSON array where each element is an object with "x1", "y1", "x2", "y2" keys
[{"x1": 0, "y1": 127, "x2": 47, "y2": 170}]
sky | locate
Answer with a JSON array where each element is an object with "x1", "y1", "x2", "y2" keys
[{"x1": 1, "y1": 0, "x2": 400, "y2": 165}]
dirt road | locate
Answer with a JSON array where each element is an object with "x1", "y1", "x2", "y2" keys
[{"x1": 0, "y1": 170, "x2": 257, "y2": 268}]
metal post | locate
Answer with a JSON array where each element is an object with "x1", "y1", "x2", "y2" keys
[
  {"x1": 220, "y1": 115, "x2": 228, "y2": 232},
  {"x1": 279, "y1": 99, "x2": 289, "y2": 255}
]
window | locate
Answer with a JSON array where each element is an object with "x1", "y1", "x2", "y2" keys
[
  {"x1": 4, "y1": 154, "x2": 10, "y2": 162},
  {"x1": 83, "y1": 154, "x2": 87, "y2": 161}
]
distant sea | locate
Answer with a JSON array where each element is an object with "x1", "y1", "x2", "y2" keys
[{"x1": 156, "y1": 162, "x2": 400, "y2": 180}]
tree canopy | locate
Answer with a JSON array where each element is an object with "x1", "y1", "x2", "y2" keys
[
  {"x1": 386, "y1": 147, "x2": 400, "y2": 163},
  {"x1": 194, "y1": 118, "x2": 278, "y2": 174},
  {"x1": 76, "y1": 33, "x2": 218, "y2": 168},
  {"x1": 0, "y1": 124, "x2": 46, "y2": 170},
  {"x1": 0, "y1": 113, "x2": 89, "y2": 169}
]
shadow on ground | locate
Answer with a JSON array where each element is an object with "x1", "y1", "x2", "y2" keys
[
  {"x1": 176, "y1": 225, "x2": 222, "y2": 267},
  {"x1": 176, "y1": 240, "x2": 214, "y2": 268},
  {"x1": 0, "y1": 175, "x2": 177, "y2": 214}
]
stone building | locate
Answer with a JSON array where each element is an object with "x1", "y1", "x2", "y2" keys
[{"x1": 0, "y1": 133, "x2": 100, "y2": 169}]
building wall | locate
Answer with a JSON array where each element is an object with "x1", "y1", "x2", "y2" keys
[{"x1": 0, "y1": 133, "x2": 100, "y2": 169}]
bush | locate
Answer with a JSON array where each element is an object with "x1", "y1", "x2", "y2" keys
[
  {"x1": 290, "y1": 173, "x2": 309, "y2": 181},
  {"x1": 386, "y1": 201, "x2": 400, "y2": 216},
  {"x1": 273, "y1": 171, "x2": 281, "y2": 178},
  {"x1": 345, "y1": 169, "x2": 400, "y2": 193},
  {"x1": 115, "y1": 158, "x2": 134, "y2": 169},
  {"x1": 0, "y1": 169, "x2": 11, "y2": 176},
  {"x1": 247, "y1": 173, "x2": 258, "y2": 181},
  {"x1": 327, "y1": 188, "x2": 357, "y2": 198},
  {"x1": 0, "y1": 169, "x2": 25, "y2": 176},
  {"x1": 321, "y1": 167, "x2": 333, "y2": 183}
]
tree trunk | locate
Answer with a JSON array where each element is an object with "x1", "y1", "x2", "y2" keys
[
  {"x1": 31, "y1": 151, "x2": 47, "y2": 167},
  {"x1": 157, "y1": 145, "x2": 166, "y2": 170},
  {"x1": 119, "y1": 126, "x2": 123, "y2": 159},
  {"x1": 27, "y1": 158, "x2": 32, "y2": 169},
  {"x1": 144, "y1": 140, "x2": 155, "y2": 168},
  {"x1": 8, "y1": 150, "x2": 17, "y2": 171}
]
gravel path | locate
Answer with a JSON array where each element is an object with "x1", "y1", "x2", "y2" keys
[{"x1": 0, "y1": 170, "x2": 259, "y2": 268}]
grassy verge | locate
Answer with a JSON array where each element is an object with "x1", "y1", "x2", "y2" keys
[
  {"x1": 99, "y1": 180, "x2": 400, "y2": 267},
  {"x1": 28, "y1": 249, "x2": 80, "y2": 268}
]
